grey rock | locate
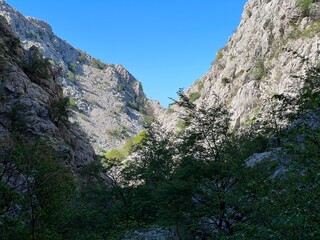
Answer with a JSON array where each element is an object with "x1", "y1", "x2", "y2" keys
[
  {"x1": 310, "y1": 3, "x2": 320, "y2": 21},
  {"x1": 0, "y1": 2, "x2": 149, "y2": 154},
  {"x1": 0, "y1": 15, "x2": 95, "y2": 171},
  {"x1": 158, "y1": 0, "x2": 320, "y2": 132}
]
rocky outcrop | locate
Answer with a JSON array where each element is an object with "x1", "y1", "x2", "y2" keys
[
  {"x1": 0, "y1": 15, "x2": 95, "y2": 170},
  {"x1": 157, "y1": 0, "x2": 320, "y2": 132},
  {"x1": 0, "y1": 1, "x2": 148, "y2": 153}
]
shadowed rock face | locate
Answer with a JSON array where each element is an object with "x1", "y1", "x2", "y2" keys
[
  {"x1": 0, "y1": 15, "x2": 96, "y2": 171},
  {"x1": 0, "y1": 1, "x2": 150, "y2": 153},
  {"x1": 155, "y1": 0, "x2": 320, "y2": 133}
]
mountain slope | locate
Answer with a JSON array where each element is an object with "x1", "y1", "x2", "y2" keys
[
  {"x1": 157, "y1": 0, "x2": 320, "y2": 132},
  {"x1": 0, "y1": 15, "x2": 95, "y2": 170},
  {"x1": 0, "y1": 0, "x2": 149, "y2": 153}
]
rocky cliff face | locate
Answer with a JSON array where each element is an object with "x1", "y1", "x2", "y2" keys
[
  {"x1": 157, "y1": 0, "x2": 320, "y2": 132},
  {"x1": 0, "y1": 15, "x2": 95, "y2": 170},
  {"x1": 0, "y1": 1, "x2": 148, "y2": 153}
]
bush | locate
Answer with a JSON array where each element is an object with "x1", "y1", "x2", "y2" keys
[
  {"x1": 222, "y1": 77, "x2": 231, "y2": 84},
  {"x1": 176, "y1": 119, "x2": 190, "y2": 135},
  {"x1": 91, "y1": 58, "x2": 106, "y2": 70},
  {"x1": 253, "y1": 58, "x2": 266, "y2": 80},
  {"x1": 189, "y1": 92, "x2": 201, "y2": 103},
  {"x1": 105, "y1": 149, "x2": 126, "y2": 160},
  {"x1": 104, "y1": 131, "x2": 147, "y2": 161},
  {"x1": 215, "y1": 47, "x2": 224, "y2": 61},
  {"x1": 68, "y1": 63, "x2": 76, "y2": 73},
  {"x1": 299, "y1": 0, "x2": 313, "y2": 17},
  {"x1": 49, "y1": 97, "x2": 70, "y2": 126}
]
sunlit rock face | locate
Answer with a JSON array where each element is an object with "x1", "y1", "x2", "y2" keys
[
  {"x1": 0, "y1": 1, "x2": 150, "y2": 153},
  {"x1": 156, "y1": 0, "x2": 320, "y2": 132}
]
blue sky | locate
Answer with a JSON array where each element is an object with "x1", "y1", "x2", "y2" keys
[{"x1": 6, "y1": 0, "x2": 247, "y2": 107}]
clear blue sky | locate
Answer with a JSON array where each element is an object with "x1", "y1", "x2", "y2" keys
[{"x1": 6, "y1": 0, "x2": 247, "y2": 107}]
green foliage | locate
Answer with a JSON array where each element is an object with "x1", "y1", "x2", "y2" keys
[
  {"x1": 98, "y1": 66, "x2": 320, "y2": 238},
  {"x1": 77, "y1": 51, "x2": 87, "y2": 63},
  {"x1": 299, "y1": 0, "x2": 313, "y2": 17},
  {"x1": 117, "y1": 83, "x2": 125, "y2": 91},
  {"x1": 140, "y1": 115, "x2": 153, "y2": 126},
  {"x1": 68, "y1": 97, "x2": 79, "y2": 111},
  {"x1": 91, "y1": 58, "x2": 106, "y2": 70},
  {"x1": 133, "y1": 130, "x2": 147, "y2": 146},
  {"x1": 253, "y1": 58, "x2": 266, "y2": 80},
  {"x1": 68, "y1": 63, "x2": 76, "y2": 73},
  {"x1": 175, "y1": 119, "x2": 189, "y2": 135},
  {"x1": 189, "y1": 91, "x2": 201, "y2": 103},
  {"x1": 67, "y1": 72, "x2": 76, "y2": 82},
  {"x1": 215, "y1": 47, "x2": 224, "y2": 61},
  {"x1": 222, "y1": 77, "x2": 231, "y2": 84},
  {"x1": 289, "y1": 21, "x2": 320, "y2": 39},
  {"x1": 245, "y1": 9, "x2": 252, "y2": 18},
  {"x1": 105, "y1": 148, "x2": 126, "y2": 161},
  {"x1": 23, "y1": 47, "x2": 53, "y2": 83},
  {"x1": 0, "y1": 141, "x2": 75, "y2": 240},
  {"x1": 104, "y1": 131, "x2": 147, "y2": 162},
  {"x1": 49, "y1": 97, "x2": 70, "y2": 126},
  {"x1": 127, "y1": 101, "x2": 138, "y2": 110}
]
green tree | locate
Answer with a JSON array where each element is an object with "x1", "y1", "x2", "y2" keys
[{"x1": 0, "y1": 141, "x2": 75, "y2": 240}]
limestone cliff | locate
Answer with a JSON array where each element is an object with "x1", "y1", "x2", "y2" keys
[
  {"x1": 157, "y1": 0, "x2": 320, "y2": 132},
  {"x1": 0, "y1": 1, "x2": 148, "y2": 153},
  {"x1": 0, "y1": 15, "x2": 95, "y2": 170}
]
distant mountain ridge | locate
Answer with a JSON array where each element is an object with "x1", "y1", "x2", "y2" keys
[{"x1": 0, "y1": 0, "x2": 150, "y2": 153}]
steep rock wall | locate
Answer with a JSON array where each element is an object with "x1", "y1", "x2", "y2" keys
[{"x1": 157, "y1": 0, "x2": 320, "y2": 132}]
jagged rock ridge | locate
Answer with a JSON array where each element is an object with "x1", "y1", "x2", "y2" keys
[{"x1": 0, "y1": 1, "x2": 149, "y2": 153}]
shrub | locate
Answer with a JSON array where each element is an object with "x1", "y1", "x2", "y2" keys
[
  {"x1": 299, "y1": 0, "x2": 313, "y2": 17},
  {"x1": 68, "y1": 63, "x2": 76, "y2": 73},
  {"x1": 246, "y1": 9, "x2": 252, "y2": 18},
  {"x1": 127, "y1": 101, "x2": 139, "y2": 111},
  {"x1": 49, "y1": 97, "x2": 70, "y2": 126},
  {"x1": 222, "y1": 77, "x2": 231, "y2": 84},
  {"x1": 67, "y1": 72, "x2": 75, "y2": 82},
  {"x1": 253, "y1": 58, "x2": 266, "y2": 80},
  {"x1": 23, "y1": 48, "x2": 52, "y2": 83},
  {"x1": 104, "y1": 131, "x2": 147, "y2": 161},
  {"x1": 215, "y1": 48, "x2": 224, "y2": 61},
  {"x1": 142, "y1": 114, "x2": 154, "y2": 125},
  {"x1": 77, "y1": 51, "x2": 86, "y2": 63},
  {"x1": 105, "y1": 149, "x2": 126, "y2": 160},
  {"x1": 189, "y1": 92, "x2": 201, "y2": 103},
  {"x1": 176, "y1": 119, "x2": 190, "y2": 135},
  {"x1": 91, "y1": 58, "x2": 106, "y2": 70}
]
